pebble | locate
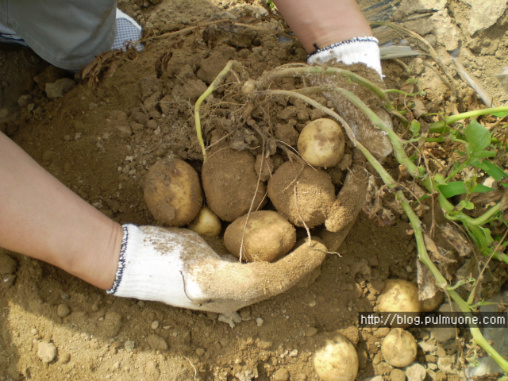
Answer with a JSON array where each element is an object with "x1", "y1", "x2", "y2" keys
[
  {"x1": 45, "y1": 78, "x2": 76, "y2": 98},
  {"x1": 272, "y1": 368, "x2": 289, "y2": 381},
  {"x1": 405, "y1": 363, "x2": 426, "y2": 381},
  {"x1": 124, "y1": 340, "x2": 135, "y2": 351},
  {"x1": 151, "y1": 320, "x2": 160, "y2": 330},
  {"x1": 437, "y1": 356, "x2": 455, "y2": 373},
  {"x1": 2, "y1": 274, "x2": 15, "y2": 288},
  {"x1": 305, "y1": 327, "x2": 318, "y2": 337},
  {"x1": 240, "y1": 307, "x2": 251, "y2": 320},
  {"x1": 195, "y1": 347, "x2": 205, "y2": 356},
  {"x1": 147, "y1": 334, "x2": 168, "y2": 351},
  {"x1": 59, "y1": 352, "x2": 71, "y2": 364},
  {"x1": 390, "y1": 368, "x2": 406, "y2": 381},
  {"x1": 37, "y1": 341, "x2": 57, "y2": 363},
  {"x1": 0, "y1": 253, "x2": 17, "y2": 274},
  {"x1": 256, "y1": 318, "x2": 264, "y2": 327},
  {"x1": 57, "y1": 304, "x2": 70, "y2": 318}
]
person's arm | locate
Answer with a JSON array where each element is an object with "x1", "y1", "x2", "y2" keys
[
  {"x1": 273, "y1": 0, "x2": 382, "y2": 76},
  {"x1": 0, "y1": 132, "x2": 122, "y2": 289},
  {"x1": 0, "y1": 132, "x2": 328, "y2": 313}
]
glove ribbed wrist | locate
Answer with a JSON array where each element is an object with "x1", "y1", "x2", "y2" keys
[{"x1": 307, "y1": 36, "x2": 382, "y2": 77}]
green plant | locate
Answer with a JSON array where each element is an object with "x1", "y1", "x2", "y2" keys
[{"x1": 193, "y1": 60, "x2": 508, "y2": 374}]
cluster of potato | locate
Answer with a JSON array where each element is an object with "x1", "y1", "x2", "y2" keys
[{"x1": 143, "y1": 118, "x2": 346, "y2": 262}]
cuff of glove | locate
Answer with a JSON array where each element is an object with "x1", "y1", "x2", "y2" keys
[
  {"x1": 307, "y1": 36, "x2": 382, "y2": 77},
  {"x1": 106, "y1": 224, "x2": 137, "y2": 296}
]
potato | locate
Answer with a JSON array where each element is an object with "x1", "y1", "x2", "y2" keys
[
  {"x1": 202, "y1": 148, "x2": 266, "y2": 222},
  {"x1": 420, "y1": 291, "x2": 444, "y2": 312},
  {"x1": 267, "y1": 161, "x2": 335, "y2": 228},
  {"x1": 224, "y1": 211, "x2": 296, "y2": 262},
  {"x1": 381, "y1": 328, "x2": 417, "y2": 367},
  {"x1": 377, "y1": 279, "x2": 421, "y2": 317},
  {"x1": 297, "y1": 118, "x2": 346, "y2": 168},
  {"x1": 143, "y1": 157, "x2": 202, "y2": 226},
  {"x1": 188, "y1": 206, "x2": 222, "y2": 237},
  {"x1": 313, "y1": 333, "x2": 358, "y2": 381}
]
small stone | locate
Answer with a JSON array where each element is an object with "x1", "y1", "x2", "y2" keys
[
  {"x1": 59, "y1": 352, "x2": 71, "y2": 364},
  {"x1": 256, "y1": 317, "x2": 264, "y2": 327},
  {"x1": 195, "y1": 347, "x2": 205, "y2": 356},
  {"x1": 240, "y1": 307, "x2": 251, "y2": 320},
  {"x1": 37, "y1": 341, "x2": 57, "y2": 363},
  {"x1": 45, "y1": 78, "x2": 76, "y2": 98},
  {"x1": 56, "y1": 304, "x2": 70, "y2": 318},
  {"x1": 18, "y1": 94, "x2": 32, "y2": 107},
  {"x1": 151, "y1": 320, "x2": 160, "y2": 330},
  {"x1": 436, "y1": 356, "x2": 455, "y2": 373},
  {"x1": 305, "y1": 327, "x2": 318, "y2": 337},
  {"x1": 390, "y1": 368, "x2": 406, "y2": 381},
  {"x1": 405, "y1": 363, "x2": 426, "y2": 381},
  {"x1": 2, "y1": 274, "x2": 16, "y2": 288},
  {"x1": 124, "y1": 340, "x2": 135, "y2": 351},
  {"x1": 0, "y1": 253, "x2": 17, "y2": 274},
  {"x1": 147, "y1": 334, "x2": 168, "y2": 351},
  {"x1": 0, "y1": 108, "x2": 9, "y2": 119},
  {"x1": 272, "y1": 368, "x2": 289, "y2": 381}
]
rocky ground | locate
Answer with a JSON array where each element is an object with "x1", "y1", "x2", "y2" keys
[{"x1": 1, "y1": 1, "x2": 508, "y2": 380}]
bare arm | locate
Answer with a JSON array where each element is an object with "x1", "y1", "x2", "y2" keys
[
  {"x1": 272, "y1": 0, "x2": 373, "y2": 53},
  {"x1": 0, "y1": 132, "x2": 122, "y2": 289}
]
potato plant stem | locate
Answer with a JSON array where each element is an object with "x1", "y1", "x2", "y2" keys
[
  {"x1": 429, "y1": 106, "x2": 508, "y2": 132},
  {"x1": 261, "y1": 86, "x2": 508, "y2": 372},
  {"x1": 256, "y1": 66, "x2": 392, "y2": 108},
  {"x1": 194, "y1": 60, "x2": 238, "y2": 162}
]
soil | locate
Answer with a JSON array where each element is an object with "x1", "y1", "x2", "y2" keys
[{"x1": 1, "y1": 1, "x2": 508, "y2": 380}]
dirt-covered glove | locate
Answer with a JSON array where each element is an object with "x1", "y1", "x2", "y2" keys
[
  {"x1": 307, "y1": 37, "x2": 394, "y2": 249},
  {"x1": 107, "y1": 224, "x2": 326, "y2": 314}
]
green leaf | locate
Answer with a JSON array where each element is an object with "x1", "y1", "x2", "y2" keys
[
  {"x1": 471, "y1": 159, "x2": 508, "y2": 180},
  {"x1": 470, "y1": 183, "x2": 495, "y2": 193},
  {"x1": 473, "y1": 151, "x2": 497, "y2": 158},
  {"x1": 438, "y1": 181, "x2": 467, "y2": 198},
  {"x1": 410, "y1": 120, "x2": 420, "y2": 137},
  {"x1": 492, "y1": 111, "x2": 508, "y2": 118},
  {"x1": 438, "y1": 181, "x2": 493, "y2": 198},
  {"x1": 464, "y1": 120, "x2": 491, "y2": 154}
]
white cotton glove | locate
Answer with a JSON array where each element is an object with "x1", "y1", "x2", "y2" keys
[
  {"x1": 107, "y1": 224, "x2": 326, "y2": 314},
  {"x1": 307, "y1": 36, "x2": 382, "y2": 77}
]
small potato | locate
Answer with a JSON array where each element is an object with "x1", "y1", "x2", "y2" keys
[
  {"x1": 381, "y1": 328, "x2": 417, "y2": 367},
  {"x1": 377, "y1": 279, "x2": 421, "y2": 315},
  {"x1": 297, "y1": 118, "x2": 346, "y2": 168},
  {"x1": 267, "y1": 161, "x2": 335, "y2": 228},
  {"x1": 188, "y1": 206, "x2": 222, "y2": 237},
  {"x1": 202, "y1": 148, "x2": 266, "y2": 222},
  {"x1": 313, "y1": 333, "x2": 358, "y2": 381},
  {"x1": 224, "y1": 211, "x2": 296, "y2": 262},
  {"x1": 420, "y1": 291, "x2": 444, "y2": 312},
  {"x1": 143, "y1": 157, "x2": 202, "y2": 226}
]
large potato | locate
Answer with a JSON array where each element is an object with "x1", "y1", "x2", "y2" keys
[
  {"x1": 377, "y1": 279, "x2": 421, "y2": 318},
  {"x1": 267, "y1": 161, "x2": 335, "y2": 228},
  {"x1": 202, "y1": 148, "x2": 266, "y2": 222},
  {"x1": 313, "y1": 333, "x2": 358, "y2": 381},
  {"x1": 297, "y1": 118, "x2": 346, "y2": 168},
  {"x1": 143, "y1": 157, "x2": 203, "y2": 226},
  {"x1": 381, "y1": 328, "x2": 417, "y2": 368},
  {"x1": 224, "y1": 210, "x2": 296, "y2": 262}
]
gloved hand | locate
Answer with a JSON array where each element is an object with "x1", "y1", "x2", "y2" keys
[
  {"x1": 307, "y1": 37, "x2": 394, "y2": 249},
  {"x1": 107, "y1": 224, "x2": 326, "y2": 314}
]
